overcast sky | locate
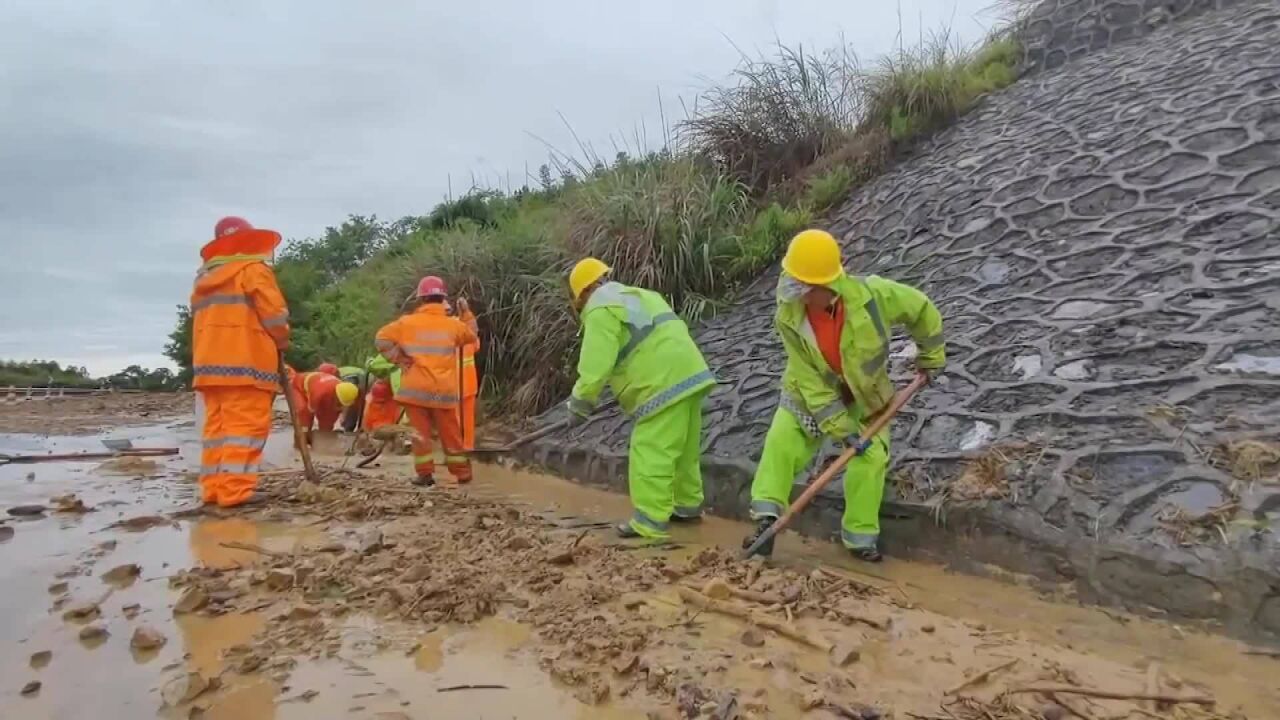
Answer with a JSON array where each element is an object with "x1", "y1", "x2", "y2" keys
[{"x1": 0, "y1": 0, "x2": 997, "y2": 377}]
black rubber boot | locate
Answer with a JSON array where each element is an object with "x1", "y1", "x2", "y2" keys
[
  {"x1": 412, "y1": 474, "x2": 435, "y2": 488},
  {"x1": 741, "y1": 518, "x2": 777, "y2": 558},
  {"x1": 849, "y1": 545, "x2": 883, "y2": 563},
  {"x1": 669, "y1": 512, "x2": 702, "y2": 524}
]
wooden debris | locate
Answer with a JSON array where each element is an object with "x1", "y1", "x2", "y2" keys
[
  {"x1": 945, "y1": 658, "x2": 1018, "y2": 695},
  {"x1": 1008, "y1": 684, "x2": 1214, "y2": 707},
  {"x1": 676, "y1": 587, "x2": 832, "y2": 652}
]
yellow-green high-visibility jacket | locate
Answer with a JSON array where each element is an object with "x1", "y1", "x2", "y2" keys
[
  {"x1": 569, "y1": 282, "x2": 714, "y2": 420},
  {"x1": 776, "y1": 273, "x2": 944, "y2": 438},
  {"x1": 364, "y1": 354, "x2": 402, "y2": 395}
]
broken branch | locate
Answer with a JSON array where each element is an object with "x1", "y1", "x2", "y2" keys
[
  {"x1": 945, "y1": 658, "x2": 1018, "y2": 695},
  {"x1": 676, "y1": 587, "x2": 832, "y2": 652},
  {"x1": 219, "y1": 541, "x2": 288, "y2": 558},
  {"x1": 1007, "y1": 685, "x2": 1214, "y2": 707},
  {"x1": 438, "y1": 684, "x2": 508, "y2": 692}
]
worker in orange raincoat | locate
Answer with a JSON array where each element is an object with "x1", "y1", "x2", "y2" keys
[
  {"x1": 375, "y1": 275, "x2": 479, "y2": 487},
  {"x1": 288, "y1": 368, "x2": 359, "y2": 443},
  {"x1": 456, "y1": 298, "x2": 480, "y2": 450},
  {"x1": 191, "y1": 216, "x2": 290, "y2": 508},
  {"x1": 361, "y1": 379, "x2": 401, "y2": 432}
]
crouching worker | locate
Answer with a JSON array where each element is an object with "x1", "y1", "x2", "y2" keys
[
  {"x1": 565, "y1": 258, "x2": 715, "y2": 540},
  {"x1": 743, "y1": 230, "x2": 945, "y2": 562},
  {"x1": 289, "y1": 368, "x2": 359, "y2": 445},
  {"x1": 375, "y1": 275, "x2": 478, "y2": 487},
  {"x1": 361, "y1": 379, "x2": 401, "y2": 432}
]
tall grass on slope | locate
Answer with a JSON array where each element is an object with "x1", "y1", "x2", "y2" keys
[{"x1": 681, "y1": 44, "x2": 863, "y2": 195}]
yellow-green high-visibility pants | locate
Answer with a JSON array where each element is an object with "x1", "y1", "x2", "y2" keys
[
  {"x1": 626, "y1": 391, "x2": 708, "y2": 539},
  {"x1": 748, "y1": 407, "x2": 890, "y2": 550}
]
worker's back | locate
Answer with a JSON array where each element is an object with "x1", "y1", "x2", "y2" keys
[{"x1": 376, "y1": 303, "x2": 474, "y2": 409}]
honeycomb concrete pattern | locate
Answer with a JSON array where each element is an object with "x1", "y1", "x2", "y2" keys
[
  {"x1": 519, "y1": 0, "x2": 1280, "y2": 640},
  {"x1": 1019, "y1": 0, "x2": 1252, "y2": 74}
]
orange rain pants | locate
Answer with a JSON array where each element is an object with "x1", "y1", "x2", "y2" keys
[
  {"x1": 199, "y1": 386, "x2": 273, "y2": 507},
  {"x1": 461, "y1": 340, "x2": 479, "y2": 450},
  {"x1": 405, "y1": 405, "x2": 471, "y2": 483}
]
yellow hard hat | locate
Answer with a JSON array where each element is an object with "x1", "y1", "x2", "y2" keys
[
  {"x1": 568, "y1": 257, "x2": 611, "y2": 301},
  {"x1": 335, "y1": 381, "x2": 359, "y2": 407},
  {"x1": 781, "y1": 229, "x2": 844, "y2": 285}
]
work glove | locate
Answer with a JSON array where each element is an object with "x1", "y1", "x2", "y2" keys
[
  {"x1": 456, "y1": 297, "x2": 470, "y2": 316},
  {"x1": 915, "y1": 365, "x2": 942, "y2": 384}
]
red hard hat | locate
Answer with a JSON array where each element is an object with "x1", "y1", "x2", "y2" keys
[
  {"x1": 371, "y1": 379, "x2": 392, "y2": 400},
  {"x1": 316, "y1": 363, "x2": 339, "y2": 376},
  {"x1": 214, "y1": 216, "x2": 255, "y2": 238},
  {"x1": 416, "y1": 275, "x2": 447, "y2": 298}
]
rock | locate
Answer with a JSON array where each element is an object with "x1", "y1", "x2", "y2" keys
[
  {"x1": 174, "y1": 588, "x2": 209, "y2": 614},
  {"x1": 99, "y1": 540, "x2": 117, "y2": 551},
  {"x1": 711, "y1": 693, "x2": 740, "y2": 720},
  {"x1": 358, "y1": 529, "x2": 384, "y2": 555},
  {"x1": 922, "y1": 623, "x2": 936, "y2": 633},
  {"x1": 112, "y1": 514, "x2": 169, "y2": 531},
  {"x1": 21, "y1": 680, "x2": 41, "y2": 696},
  {"x1": 265, "y1": 569, "x2": 296, "y2": 591},
  {"x1": 8, "y1": 504, "x2": 47, "y2": 517},
  {"x1": 235, "y1": 652, "x2": 265, "y2": 674},
  {"x1": 62, "y1": 602, "x2": 100, "y2": 621},
  {"x1": 612, "y1": 653, "x2": 639, "y2": 675},
  {"x1": 801, "y1": 688, "x2": 826, "y2": 711},
  {"x1": 830, "y1": 640, "x2": 861, "y2": 667},
  {"x1": 287, "y1": 603, "x2": 320, "y2": 620},
  {"x1": 29, "y1": 650, "x2": 52, "y2": 669},
  {"x1": 747, "y1": 657, "x2": 772, "y2": 670},
  {"x1": 293, "y1": 565, "x2": 315, "y2": 585},
  {"x1": 102, "y1": 563, "x2": 142, "y2": 585},
  {"x1": 131, "y1": 626, "x2": 167, "y2": 651},
  {"x1": 702, "y1": 578, "x2": 733, "y2": 600},
  {"x1": 78, "y1": 624, "x2": 109, "y2": 641},
  {"x1": 400, "y1": 564, "x2": 431, "y2": 583},
  {"x1": 161, "y1": 672, "x2": 211, "y2": 706},
  {"x1": 122, "y1": 603, "x2": 141, "y2": 619},
  {"x1": 47, "y1": 581, "x2": 68, "y2": 594},
  {"x1": 0, "y1": 526, "x2": 13, "y2": 541},
  {"x1": 546, "y1": 547, "x2": 576, "y2": 565},
  {"x1": 505, "y1": 534, "x2": 534, "y2": 550},
  {"x1": 51, "y1": 495, "x2": 92, "y2": 513},
  {"x1": 620, "y1": 593, "x2": 647, "y2": 610},
  {"x1": 739, "y1": 629, "x2": 766, "y2": 648},
  {"x1": 25, "y1": 472, "x2": 35, "y2": 482},
  {"x1": 1040, "y1": 705, "x2": 1067, "y2": 720}
]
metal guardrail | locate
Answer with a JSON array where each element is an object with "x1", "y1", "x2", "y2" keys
[{"x1": 1, "y1": 386, "x2": 145, "y2": 403}]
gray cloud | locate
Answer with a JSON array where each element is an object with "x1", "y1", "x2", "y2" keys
[{"x1": 0, "y1": 0, "x2": 995, "y2": 375}]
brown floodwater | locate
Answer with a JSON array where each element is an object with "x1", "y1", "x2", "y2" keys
[{"x1": 2, "y1": 421, "x2": 1278, "y2": 718}]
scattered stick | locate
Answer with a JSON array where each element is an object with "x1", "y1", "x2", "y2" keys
[
  {"x1": 219, "y1": 541, "x2": 288, "y2": 558},
  {"x1": 1007, "y1": 685, "x2": 1214, "y2": 707},
  {"x1": 1242, "y1": 648, "x2": 1280, "y2": 658},
  {"x1": 682, "y1": 580, "x2": 784, "y2": 606},
  {"x1": 438, "y1": 684, "x2": 508, "y2": 692},
  {"x1": 945, "y1": 658, "x2": 1018, "y2": 696},
  {"x1": 1050, "y1": 692, "x2": 1098, "y2": 720},
  {"x1": 676, "y1": 587, "x2": 832, "y2": 652},
  {"x1": 1144, "y1": 662, "x2": 1160, "y2": 713},
  {"x1": 829, "y1": 604, "x2": 891, "y2": 631}
]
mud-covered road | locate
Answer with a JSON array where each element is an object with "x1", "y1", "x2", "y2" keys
[{"x1": 0, "y1": 394, "x2": 1275, "y2": 719}]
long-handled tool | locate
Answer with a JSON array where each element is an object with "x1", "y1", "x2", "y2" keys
[
  {"x1": 741, "y1": 374, "x2": 928, "y2": 559},
  {"x1": 470, "y1": 399, "x2": 619, "y2": 459},
  {"x1": 279, "y1": 354, "x2": 318, "y2": 483},
  {"x1": 1, "y1": 447, "x2": 179, "y2": 466}
]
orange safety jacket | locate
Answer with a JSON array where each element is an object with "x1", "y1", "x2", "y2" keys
[
  {"x1": 291, "y1": 371, "x2": 341, "y2": 413},
  {"x1": 191, "y1": 230, "x2": 289, "y2": 392},
  {"x1": 375, "y1": 304, "x2": 478, "y2": 409},
  {"x1": 361, "y1": 394, "x2": 401, "y2": 431},
  {"x1": 461, "y1": 338, "x2": 480, "y2": 399}
]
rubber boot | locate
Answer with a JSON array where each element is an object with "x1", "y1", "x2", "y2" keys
[
  {"x1": 848, "y1": 545, "x2": 882, "y2": 563},
  {"x1": 741, "y1": 518, "x2": 777, "y2": 558},
  {"x1": 669, "y1": 512, "x2": 702, "y2": 524},
  {"x1": 412, "y1": 474, "x2": 435, "y2": 488},
  {"x1": 615, "y1": 522, "x2": 642, "y2": 539}
]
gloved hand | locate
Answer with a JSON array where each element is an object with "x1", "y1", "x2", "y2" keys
[
  {"x1": 563, "y1": 400, "x2": 588, "y2": 428},
  {"x1": 915, "y1": 365, "x2": 942, "y2": 384},
  {"x1": 837, "y1": 434, "x2": 872, "y2": 454}
]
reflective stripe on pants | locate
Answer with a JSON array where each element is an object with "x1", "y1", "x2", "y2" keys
[
  {"x1": 198, "y1": 386, "x2": 273, "y2": 507},
  {"x1": 748, "y1": 406, "x2": 890, "y2": 547},
  {"x1": 405, "y1": 405, "x2": 472, "y2": 482},
  {"x1": 626, "y1": 390, "x2": 707, "y2": 540}
]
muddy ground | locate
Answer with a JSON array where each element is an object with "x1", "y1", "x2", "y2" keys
[
  {"x1": 0, "y1": 392, "x2": 192, "y2": 435},
  {"x1": 1, "y1": 395, "x2": 1277, "y2": 719}
]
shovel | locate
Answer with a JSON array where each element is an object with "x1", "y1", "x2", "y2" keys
[
  {"x1": 279, "y1": 354, "x2": 319, "y2": 484},
  {"x1": 1, "y1": 447, "x2": 179, "y2": 466},
  {"x1": 741, "y1": 374, "x2": 928, "y2": 559}
]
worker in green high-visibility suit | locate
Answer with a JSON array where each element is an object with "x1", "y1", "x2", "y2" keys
[
  {"x1": 743, "y1": 229, "x2": 946, "y2": 563},
  {"x1": 565, "y1": 258, "x2": 716, "y2": 540}
]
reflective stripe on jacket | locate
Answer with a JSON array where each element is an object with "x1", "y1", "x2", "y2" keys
[
  {"x1": 775, "y1": 273, "x2": 944, "y2": 438},
  {"x1": 191, "y1": 235, "x2": 289, "y2": 392},
  {"x1": 569, "y1": 282, "x2": 714, "y2": 420},
  {"x1": 290, "y1": 371, "x2": 340, "y2": 413},
  {"x1": 375, "y1": 304, "x2": 478, "y2": 409}
]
